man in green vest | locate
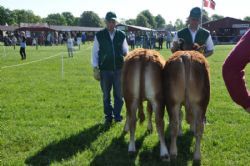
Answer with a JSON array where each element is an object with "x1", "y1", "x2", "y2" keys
[
  {"x1": 92, "y1": 11, "x2": 129, "y2": 124},
  {"x1": 171, "y1": 7, "x2": 214, "y2": 57}
]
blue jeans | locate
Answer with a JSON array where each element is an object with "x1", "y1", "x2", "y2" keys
[{"x1": 100, "y1": 69, "x2": 123, "y2": 121}]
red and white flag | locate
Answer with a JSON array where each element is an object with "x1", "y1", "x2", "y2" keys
[{"x1": 203, "y1": 0, "x2": 216, "y2": 10}]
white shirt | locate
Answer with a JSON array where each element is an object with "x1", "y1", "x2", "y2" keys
[
  {"x1": 91, "y1": 29, "x2": 129, "y2": 68},
  {"x1": 173, "y1": 27, "x2": 214, "y2": 51}
]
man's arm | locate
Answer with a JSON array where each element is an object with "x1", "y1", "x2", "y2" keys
[
  {"x1": 205, "y1": 50, "x2": 213, "y2": 57},
  {"x1": 92, "y1": 36, "x2": 101, "y2": 81},
  {"x1": 122, "y1": 38, "x2": 129, "y2": 55},
  {"x1": 91, "y1": 36, "x2": 99, "y2": 68},
  {"x1": 205, "y1": 35, "x2": 214, "y2": 57}
]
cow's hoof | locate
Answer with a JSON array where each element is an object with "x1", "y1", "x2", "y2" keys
[
  {"x1": 160, "y1": 154, "x2": 170, "y2": 162},
  {"x1": 128, "y1": 151, "x2": 136, "y2": 158},
  {"x1": 170, "y1": 154, "x2": 177, "y2": 160},
  {"x1": 193, "y1": 159, "x2": 201, "y2": 166}
]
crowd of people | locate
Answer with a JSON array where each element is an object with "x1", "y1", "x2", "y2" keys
[
  {"x1": 1, "y1": 31, "x2": 87, "y2": 47},
  {"x1": 127, "y1": 31, "x2": 172, "y2": 50}
]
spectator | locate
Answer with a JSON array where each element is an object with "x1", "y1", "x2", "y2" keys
[
  {"x1": 166, "y1": 31, "x2": 172, "y2": 49},
  {"x1": 128, "y1": 31, "x2": 135, "y2": 49},
  {"x1": 67, "y1": 35, "x2": 74, "y2": 57},
  {"x1": 158, "y1": 34, "x2": 164, "y2": 49},
  {"x1": 19, "y1": 31, "x2": 26, "y2": 60},
  {"x1": 11, "y1": 35, "x2": 17, "y2": 50}
]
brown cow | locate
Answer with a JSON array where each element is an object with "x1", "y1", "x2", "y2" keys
[
  {"x1": 122, "y1": 48, "x2": 169, "y2": 159},
  {"x1": 163, "y1": 49, "x2": 210, "y2": 160}
]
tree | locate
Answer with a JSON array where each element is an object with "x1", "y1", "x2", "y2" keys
[
  {"x1": 62, "y1": 12, "x2": 75, "y2": 26},
  {"x1": 155, "y1": 14, "x2": 165, "y2": 28},
  {"x1": 135, "y1": 14, "x2": 150, "y2": 27},
  {"x1": 12, "y1": 9, "x2": 41, "y2": 24},
  {"x1": 211, "y1": 14, "x2": 224, "y2": 21},
  {"x1": 79, "y1": 11, "x2": 102, "y2": 27},
  {"x1": 0, "y1": 6, "x2": 15, "y2": 25},
  {"x1": 139, "y1": 10, "x2": 156, "y2": 28},
  {"x1": 244, "y1": 16, "x2": 250, "y2": 21},
  {"x1": 125, "y1": 19, "x2": 136, "y2": 25},
  {"x1": 165, "y1": 21, "x2": 175, "y2": 31},
  {"x1": 45, "y1": 13, "x2": 66, "y2": 25},
  {"x1": 201, "y1": 9, "x2": 210, "y2": 23},
  {"x1": 174, "y1": 19, "x2": 185, "y2": 30},
  {"x1": 73, "y1": 17, "x2": 80, "y2": 26}
]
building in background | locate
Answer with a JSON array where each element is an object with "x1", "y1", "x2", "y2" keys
[{"x1": 203, "y1": 17, "x2": 250, "y2": 44}]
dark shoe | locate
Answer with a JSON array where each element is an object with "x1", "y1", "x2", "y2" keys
[
  {"x1": 114, "y1": 116, "x2": 123, "y2": 123},
  {"x1": 104, "y1": 119, "x2": 112, "y2": 125}
]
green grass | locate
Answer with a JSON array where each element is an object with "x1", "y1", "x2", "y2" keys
[{"x1": 1, "y1": 43, "x2": 250, "y2": 165}]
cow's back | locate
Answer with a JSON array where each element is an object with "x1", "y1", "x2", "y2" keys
[
  {"x1": 164, "y1": 51, "x2": 210, "y2": 112},
  {"x1": 122, "y1": 49, "x2": 165, "y2": 102}
]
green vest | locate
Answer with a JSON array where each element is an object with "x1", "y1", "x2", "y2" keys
[
  {"x1": 96, "y1": 28, "x2": 126, "y2": 71},
  {"x1": 177, "y1": 27, "x2": 210, "y2": 50}
]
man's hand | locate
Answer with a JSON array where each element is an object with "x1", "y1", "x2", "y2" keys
[{"x1": 93, "y1": 67, "x2": 100, "y2": 81}]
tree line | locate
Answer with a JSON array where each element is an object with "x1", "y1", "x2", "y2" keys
[{"x1": 1, "y1": 5, "x2": 250, "y2": 31}]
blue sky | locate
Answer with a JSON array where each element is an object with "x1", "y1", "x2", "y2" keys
[{"x1": 1, "y1": 0, "x2": 249, "y2": 23}]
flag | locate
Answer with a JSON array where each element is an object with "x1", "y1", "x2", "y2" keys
[{"x1": 203, "y1": 0, "x2": 216, "y2": 10}]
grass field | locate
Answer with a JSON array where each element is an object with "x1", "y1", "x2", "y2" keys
[{"x1": 1, "y1": 43, "x2": 250, "y2": 166}]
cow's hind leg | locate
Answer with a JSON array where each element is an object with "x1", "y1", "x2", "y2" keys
[
  {"x1": 192, "y1": 104, "x2": 204, "y2": 160},
  {"x1": 126, "y1": 99, "x2": 139, "y2": 153},
  {"x1": 152, "y1": 100, "x2": 169, "y2": 160},
  {"x1": 169, "y1": 104, "x2": 181, "y2": 158},
  {"x1": 146, "y1": 102, "x2": 153, "y2": 133}
]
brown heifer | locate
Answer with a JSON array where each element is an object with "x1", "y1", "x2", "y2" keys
[
  {"x1": 122, "y1": 48, "x2": 169, "y2": 159},
  {"x1": 163, "y1": 50, "x2": 210, "y2": 160}
]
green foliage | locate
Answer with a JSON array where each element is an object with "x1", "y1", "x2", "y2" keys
[
  {"x1": 0, "y1": 6, "x2": 41, "y2": 25},
  {"x1": 79, "y1": 11, "x2": 102, "y2": 27},
  {"x1": 62, "y1": 12, "x2": 75, "y2": 26},
  {"x1": 155, "y1": 14, "x2": 165, "y2": 28},
  {"x1": 243, "y1": 16, "x2": 250, "y2": 21},
  {"x1": 12, "y1": 9, "x2": 42, "y2": 24},
  {"x1": 174, "y1": 19, "x2": 185, "y2": 31},
  {"x1": 202, "y1": 9, "x2": 210, "y2": 23},
  {"x1": 136, "y1": 14, "x2": 150, "y2": 28},
  {"x1": 0, "y1": 43, "x2": 250, "y2": 165},
  {"x1": 125, "y1": 19, "x2": 136, "y2": 25},
  {"x1": 137, "y1": 10, "x2": 156, "y2": 28},
  {"x1": 211, "y1": 14, "x2": 224, "y2": 21},
  {"x1": 45, "y1": 13, "x2": 67, "y2": 25}
]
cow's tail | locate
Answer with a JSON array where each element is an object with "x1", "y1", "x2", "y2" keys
[
  {"x1": 137, "y1": 51, "x2": 147, "y2": 124},
  {"x1": 138, "y1": 102, "x2": 145, "y2": 124},
  {"x1": 181, "y1": 55, "x2": 191, "y2": 123}
]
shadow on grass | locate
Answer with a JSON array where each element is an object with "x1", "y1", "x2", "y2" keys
[
  {"x1": 90, "y1": 131, "x2": 148, "y2": 166},
  {"x1": 139, "y1": 128, "x2": 197, "y2": 166},
  {"x1": 25, "y1": 123, "x2": 111, "y2": 165}
]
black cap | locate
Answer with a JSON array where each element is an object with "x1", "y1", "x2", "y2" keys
[
  {"x1": 105, "y1": 11, "x2": 117, "y2": 21},
  {"x1": 189, "y1": 7, "x2": 201, "y2": 20}
]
